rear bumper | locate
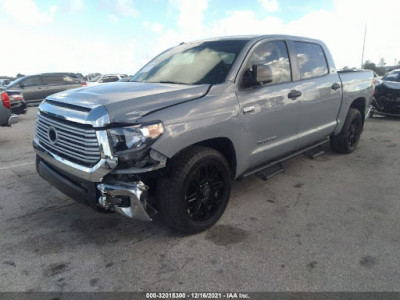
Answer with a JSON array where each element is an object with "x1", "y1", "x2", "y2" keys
[
  {"x1": 7, "y1": 114, "x2": 18, "y2": 126},
  {"x1": 11, "y1": 100, "x2": 28, "y2": 115}
]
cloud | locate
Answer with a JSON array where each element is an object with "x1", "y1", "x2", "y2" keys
[
  {"x1": 258, "y1": 0, "x2": 279, "y2": 12},
  {"x1": 151, "y1": 0, "x2": 400, "y2": 69},
  {"x1": 143, "y1": 21, "x2": 164, "y2": 34},
  {"x1": 1, "y1": 0, "x2": 56, "y2": 26},
  {"x1": 1, "y1": 0, "x2": 399, "y2": 76},
  {"x1": 100, "y1": 0, "x2": 138, "y2": 21},
  {"x1": 0, "y1": 23, "x2": 139, "y2": 75},
  {"x1": 64, "y1": 0, "x2": 84, "y2": 12},
  {"x1": 169, "y1": 0, "x2": 208, "y2": 37},
  {"x1": 115, "y1": 0, "x2": 138, "y2": 17}
]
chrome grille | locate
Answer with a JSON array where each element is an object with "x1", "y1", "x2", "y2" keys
[{"x1": 35, "y1": 113, "x2": 101, "y2": 166}]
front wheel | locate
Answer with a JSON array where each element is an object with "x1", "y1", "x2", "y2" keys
[
  {"x1": 330, "y1": 108, "x2": 363, "y2": 154},
  {"x1": 157, "y1": 146, "x2": 231, "y2": 233}
]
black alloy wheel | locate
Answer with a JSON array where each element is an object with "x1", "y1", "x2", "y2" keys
[
  {"x1": 330, "y1": 108, "x2": 363, "y2": 154},
  {"x1": 184, "y1": 162, "x2": 227, "y2": 221},
  {"x1": 158, "y1": 146, "x2": 231, "y2": 233},
  {"x1": 348, "y1": 116, "x2": 362, "y2": 148}
]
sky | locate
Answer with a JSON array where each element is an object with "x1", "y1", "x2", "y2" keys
[{"x1": 0, "y1": 0, "x2": 399, "y2": 77}]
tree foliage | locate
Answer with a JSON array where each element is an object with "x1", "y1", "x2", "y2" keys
[{"x1": 362, "y1": 59, "x2": 386, "y2": 76}]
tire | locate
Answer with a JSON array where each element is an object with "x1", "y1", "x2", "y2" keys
[
  {"x1": 157, "y1": 146, "x2": 231, "y2": 233},
  {"x1": 330, "y1": 108, "x2": 363, "y2": 154}
]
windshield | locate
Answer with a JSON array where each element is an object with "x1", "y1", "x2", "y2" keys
[
  {"x1": 131, "y1": 40, "x2": 248, "y2": 85},
  {"x1": 382, "y1": 72, "x2": 400, "y2": 82},
  {"x1": 7, "y1": 77, "x2": 25, "y2": 88}
]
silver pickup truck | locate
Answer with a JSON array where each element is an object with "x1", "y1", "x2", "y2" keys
[{"x1": 33, "y1": 35, "x2": 374, "y2": 233}]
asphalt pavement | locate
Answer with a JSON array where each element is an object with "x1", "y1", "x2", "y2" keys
[{"x1": 0, "y1": 108, "x2": 399, "y2": 292}]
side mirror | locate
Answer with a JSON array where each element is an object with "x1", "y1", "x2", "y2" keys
[
  {"x1": 254, "y1": 64, "x2": 273, "y2": 84},
  {"x1": 241, "y1": 64, "x2": 273, "y2": 88}
]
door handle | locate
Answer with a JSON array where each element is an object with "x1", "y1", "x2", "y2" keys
[
  {"x1": 288, "y1": 90, "x2": 302, "y2": 100},
  {"x1": 331, "y1": 82, "x2": 341, "y2": 90},
  {"x1": 243, "y1": 106, "x2": 255, "y2": 114}
]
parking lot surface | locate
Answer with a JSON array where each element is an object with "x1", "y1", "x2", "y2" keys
[{"x1": 1, "y1": 108, "x2": 400, "y2": 292}]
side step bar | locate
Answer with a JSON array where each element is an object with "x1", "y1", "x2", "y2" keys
[
  {"x1": 256, "y1": 163, "x2": 284, "y2": 181},
  {"x1": 242, "y1": 138, "x2": 329, "y2": 179},
  {"x1": 303, "y1": 146, "x2": 325, "y2": 159}
]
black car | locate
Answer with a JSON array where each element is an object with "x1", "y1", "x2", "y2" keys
[
  {"x1": 372, "y1": 69, "x2": 400, "y2": 116},
  {"x1": 7, "y1": 73, "x2": 82, "y2": 105}
]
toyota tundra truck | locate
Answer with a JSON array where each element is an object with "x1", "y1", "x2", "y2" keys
[{"x1": 33, "y1": 35, "x2": 374, "y2": 233}]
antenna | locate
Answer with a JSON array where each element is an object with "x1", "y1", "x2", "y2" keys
[{"x1": 361, "y1": 24, "x2": 367, "y2": 68}]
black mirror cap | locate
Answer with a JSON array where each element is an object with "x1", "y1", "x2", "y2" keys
[{"x1": 254, "y1": 64, "x2": 273, "y2": 84}]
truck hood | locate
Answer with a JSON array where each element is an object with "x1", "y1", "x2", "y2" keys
[{"x1": 48, "y1": 82, "x2": 210, "y2": 124}]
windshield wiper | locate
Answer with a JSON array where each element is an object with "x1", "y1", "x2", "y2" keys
[{"x1": 153, "y1": 80, "x2": 188, "y2": 85}]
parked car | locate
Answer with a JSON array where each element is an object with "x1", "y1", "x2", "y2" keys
[
  {"x1": 6, "y1": 73, "x2": 82, "y2": 105},
  {"x1": 0, "y1": 78, "x2": 12, "y2": 86},
  {"x1": 371, "y1": 69, "x2": 400, "y2": 116},
  {"x1": 83, "y1": 73, "x2": 101, "y2": 82},
  {"x1": 82, "y1": 74, "x2": 127, "y2": 87},
  {"x1": 118, "y1": 76, "x2": 133, "y2": 82},
  {"x1": 0, "y1": 90, "x2": 18, "y2": 126},
  {"x1": 34, "y1": 35, "x2": 374, "y2": 233}
]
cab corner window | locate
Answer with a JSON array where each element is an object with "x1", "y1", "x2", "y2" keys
[
  {"x1": 294, "y1": 42, "x2": 328, "y2": 79},
  {"x1": 241, "y1": 41, "x2": 291, "y2": 89}
]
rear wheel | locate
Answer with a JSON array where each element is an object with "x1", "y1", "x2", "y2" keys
[
  {"x1": 158, "y1": 146, "x2": 231, "y2": 233},
  {"x1": 330, "y1": 108, "x2": 363, "y2": 154}
]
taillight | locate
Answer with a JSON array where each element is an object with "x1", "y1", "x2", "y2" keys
[
  {"x1": 1, "y1": 92, "x2": 10, "y2": 109},
  {"x1": 372, "y1": 78, "x2": 375, "y2": 95},
  {"x1": 81, "y1": 82, "x2": 87, "y2": 86}
]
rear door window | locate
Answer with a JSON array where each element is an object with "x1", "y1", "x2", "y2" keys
[
  {"x1": 42, "y1": 75, "x2": 64, "y2": 85},
  {"x1": 293, "y1": 42, "x2": 328, "y2": 79},
  {"x1": 22, "y1": 76, "x2": 40, "y2": 87}
]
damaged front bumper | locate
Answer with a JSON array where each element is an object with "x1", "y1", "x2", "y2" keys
[
  {"x1": 36, "y1": 154, "x2": 158, "y2": 222},
  {"x1": 97, "y1": 182, "x2": 157, "y2": 221}
]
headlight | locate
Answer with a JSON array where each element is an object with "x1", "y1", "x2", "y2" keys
[{"x1": 107, "y1": 122, "x2": 164, "y2": 155}]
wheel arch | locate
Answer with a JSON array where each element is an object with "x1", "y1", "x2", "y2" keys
[
  {"x1": 349, "y1": 97, "x2": 366, "y2": 121},
  {"x1": 165, "y1": 137, "x2": 237, "y2": 178},
  {"x1": 334, "y1": 97, "x2": 367, "y2": 136}
]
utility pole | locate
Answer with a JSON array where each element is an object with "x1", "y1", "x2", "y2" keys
[{"x1": 361, "y1": 24, "x2": 367, "y2": 69}]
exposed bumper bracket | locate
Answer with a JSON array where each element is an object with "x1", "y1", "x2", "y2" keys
[{"x1": 97, "y1": 181, "x2": 157, "y2": 221}]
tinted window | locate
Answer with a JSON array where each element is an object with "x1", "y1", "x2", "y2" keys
[
  {"x1": 382, "y1": 72, "x2": 400, "y2": 82},
  {"x1": 42, "y1": 75, "x2": 63, "y2": 85},
  {"x1": 294, "y1": 42, "x2": 328, "y2": 79},
  {"x1": 242, "y1": 41, "x2": 291, "y2": 86},
  {"x1": 42, "y1": 75, "x2": 79, "y2": 85},
  {"x1": 61, "y1": 75, "x2": 80, "y2": 84},
  {"x1": 101, "y1": 76, "x2": 119, "y2": 83},
  {"x1": 22, "y1": 76, "x2": 40, "y2": 87}
]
